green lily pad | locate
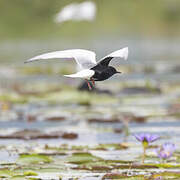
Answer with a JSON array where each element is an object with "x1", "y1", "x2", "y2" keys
[
  {"x1": 112, "y1": 163, "x2": 180, "y2": 169},
  {"x1": 42, "y1": 90, "x2": 117, "y2": 105},
  {"x1": 102, "y1": 173, "x2": 144, "y2": 179},
  {"x1": 66, "y1": 152, "x2": 102, "y2": 164},
  {"x1": 150, "y1": 171, "x2": 180, "y2": 179},
  {"x1": 10, "y1": 175, "x2": 41, "y2": 180},
  {"x1": 0, "y1": 168, "x2": 13, "y2": 178},
  {"x1": 0, "y1": 93, "x2": 28, "y2": 104},
  {"x1": 17, "y1": 154, "x2": 52, "y2": 164},
  {"x1": 0, "y1": 168, "x2": 38, "y2": 179},
  {"x1": 23, "y1": 171, "x2": 38, "y2": 176},
  {"x1": 10, "y1": 175, "x2": 27, "y2": 180},
  {"x1": 155, "y1": 163, "x2": 180, "y2": 168}
]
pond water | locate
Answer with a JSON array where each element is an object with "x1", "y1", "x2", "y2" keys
[{"x1": 0, "y1": 38, "x2": 180, "y2": 179}]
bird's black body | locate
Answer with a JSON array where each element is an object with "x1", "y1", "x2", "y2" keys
[
  {"x1": 91, "y1": 66, "x2": 119, "y2": 81},
  {"x1": 90, "y1": 57, "x2": 121, "y2": 81}
]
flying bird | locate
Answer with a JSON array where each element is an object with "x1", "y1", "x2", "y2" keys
[
  {"x1": 25, "y1": 47, "x2": 128, "y2": 90},
  {"x1": 54, "y1": 1, "x2": 96, "y2": 23}
]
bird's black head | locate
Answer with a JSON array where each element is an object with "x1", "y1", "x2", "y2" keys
[{"x1": 108, "y1": 66, "x2": 121, "y2": 76}]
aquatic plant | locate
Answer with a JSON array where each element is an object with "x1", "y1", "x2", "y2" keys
[
  {"x1": 134, "y1": 133, "x2": 159, "y2": 163},
  {"x1": 157, "y1": 142, "x2": 176, "y2": 161}
]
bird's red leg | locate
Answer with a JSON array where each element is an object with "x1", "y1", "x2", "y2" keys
[
  {"x1": 90, "y1": 78, "x2": 95, "y2": 86},
  {"x1": 85, "y1": 79, "x2": 92, "y2": 90}
]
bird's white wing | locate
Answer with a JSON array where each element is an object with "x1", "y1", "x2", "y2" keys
[
  {"x1": 54, "y1": 1, "x2": 96, "y2": 23},
  {"x1": 55, "y1": 3, "x2": 78, "y2": 23},
  {"x1": 78, "y1": 1, "x2": 96, "y2": 21},
  {"x1": 25, "y1": 49, "x2": 97, "y2": 70},
  {"x1": 101, "y1": 47, "x2": 129, "y2": 61},
  {"x1": 64, "y1": 69, "x2": 95, "y2": 79}
]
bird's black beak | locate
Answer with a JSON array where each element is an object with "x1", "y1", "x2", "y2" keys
[{"x1": 116, "y1": 71, "x2": 122, "y2": 74}]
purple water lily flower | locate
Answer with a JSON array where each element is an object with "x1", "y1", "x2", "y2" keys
[
  {"x1": 157, "y1": 142, "x2": 175, "y2": 159},
  {"x1": 134, "y1": 133, "x2": 160, "y2": 143},
  {"x1": 134, "y1": 133, "x2": 160, "y2": 163},
  {"x1": 162, "y1": 143, "x2": 176, "y2": 152}
]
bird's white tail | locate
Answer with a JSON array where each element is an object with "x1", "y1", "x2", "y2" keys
[{"x1": 64, "y1": 69, "x2": 95, "y2": 79}]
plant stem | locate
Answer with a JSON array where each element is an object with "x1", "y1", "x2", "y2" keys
[
  {"x1": 123, "y1": 121, "x2": 129, "y2": 142},
  {"x1": 142, "y1": 141, "x2": 148, "y2": 164},
  {"x1": 142, "y1": 145, "x2": 146, "y2": 164}
]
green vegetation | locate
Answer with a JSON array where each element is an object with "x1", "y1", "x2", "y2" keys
[
  {"x1": 66, "y1": 152, "x2": 102, "y2": 164},
  {"x1": 0, "y1": 168, "x2": 38, "y2": 179},
  {"x1": 18, "y1": 154, "x2": 52, "y2": 164},
  {"x1": 0, "y1": 142, "x2": 179, "y2": 179},
  {"x1": 1, "y1": 0, "x2": 180, "y2": 39}
]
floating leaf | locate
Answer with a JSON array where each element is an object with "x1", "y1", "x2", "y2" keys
[
  {"x1": 66, "y1": 152, "x2": 102, "y2": 164},
  {"x1": 10, "y1": 175, "x2": 27, "y2": 180},
  {"x1": 0, "y1": 168, "x2": 12, "y2": 178},
  {"x1": 102, "y1": 173, "x2": 144, "y2": 179},
  {"x1": 17, "y1": 154, "x2": 52, "y2": 164},
  {"x1": 23, "y1": 171, "x2": 38, "y2": 176}
]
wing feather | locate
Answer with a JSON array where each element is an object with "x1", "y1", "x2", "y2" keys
[
  {"x1": 25, "y1": 49, "x2": 97, "y2": 70},
  {"x1": 98, "y1": 47, "x2": 128, "y2": 66}
]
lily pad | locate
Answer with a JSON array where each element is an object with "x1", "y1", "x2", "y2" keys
[
  {"x1": 150, "y1": 171, "x2": 180, "y2": 179},
  {"x1": 66, "y1": 152, "x2": 102, "y2": 164},
  {"x1": 0, "y1": 93, "x2": 28, "y2": 104},
  {"x1": 10, "y1": 175, "x2": 28, "y2": 180},
  {"x1": 102, "y1": 173, "x2": 144, "y2": 179},
  {"x1": 42, "y1": 90, "x2": 117, "y2": 105},
  {"x1": 0, "y1": 168, "x2": 13, "y2": 178},
  {"x1": 17, "y1": 154, "x2": 52, "y2": 164},
  {"x1": 23, "y1": 171, "x2": 38, "y2": 176}
]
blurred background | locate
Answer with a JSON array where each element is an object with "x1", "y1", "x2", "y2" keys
[
  {"x1": 0, "y1": 1, "x2": 180, "y2": 179},
  {"x1": 1, "y1": 0, "x2": 180, "y2": 63}
]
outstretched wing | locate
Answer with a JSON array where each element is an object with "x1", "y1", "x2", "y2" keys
[
  {"x1": 25, "y1": 49, "x2": 97, "y2": 70},
  {"x1": 98, "y1": 47, "x2": 128, "y2": 66}
]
